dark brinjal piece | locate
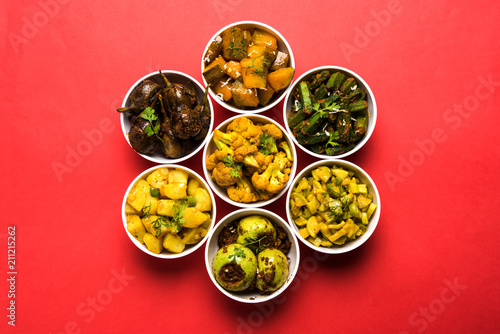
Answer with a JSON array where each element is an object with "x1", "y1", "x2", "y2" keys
[
  {"x1": 193, "y1": 86, "x2": 211, "y2": 141},
  {"x1": 128, "y1": 115, "x2": 159, "y2": 155},
  {"x1": 159, "y1": 71, "x2": 197, "y2": 109},
  {"x1": 160, "y1": 132, "x2": 190, "y2": 158},
  {"x1": 171, "y1": 104, "x2": 203, "y2": 140},
  {"x1": 157, "y1": 99, "x2": 189, "y2": 159},
  {"x1": 117, "y1": 79, "x2": 161, "y2": 115}
]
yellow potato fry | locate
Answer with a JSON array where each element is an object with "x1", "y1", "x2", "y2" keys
[
  {"x1": 163, "y1": 233, "x2": 185, "y2": 254},
  {"x1": 126, "y1": 215, "x2": 146, "y2": 244},
  {"x1": 183, "y1": 207, "x2": 208, "y2": 228},
  {"x1": 143, "y1": 233, "x2": 163, "y2": 254}
]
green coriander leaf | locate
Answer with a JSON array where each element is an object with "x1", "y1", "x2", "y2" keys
[
  {"x1": 325, "y1": 131, "x2": 340, "y2": 155},
  {"x1": 222, "y1": 155, "x2": 242, "y2": 178},
  {"x1": 144, "y1": 126, "x2": 155, "y2": 137},
  {"x1": 143, "y1": 204, "x2": 151, "y2": 218},
  {"x1": 258, "y1": 134, "x2": 272, "y2": 155},
  {"x1": 141, "y1": 107, "x2": 158, "y2": 123},
  {"x1": 228, "y1": 246, "x2": 246, "y2": 262},
  {"x1": 140, "y1": 107, "x2": 163, "y2": 142}
]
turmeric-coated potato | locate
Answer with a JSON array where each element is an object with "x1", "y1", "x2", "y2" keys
[
  {"x1": 163, "y1": 232, "x2": 185, "y2": 254},
  {"x1": 194, "y1": 188, "x2": 212, "y2": 212},
  {"x1": 187, "y1": 178, "x2": 201, "y2": 196},
  {"x1": 167, "y1": 169, "x2": 189, "y2": 185},
  {"x1": 143, "y1": 233, "x2": 163, "y2": 254},
  {"x1": 146, "y1": 167, "x2": 169, "y2": 189},
  {"x1": 181, "y1": 227, "x2": 208, "y2": 245},
  {"x1": 127, "y1": 215, "x2": 146, "y2": 244},
  {"x1": 183, "y1": 207, "x2": 208, "y2": 228},
  {"x1": 127, "y1": 179, "x2": 150, "y2": 212},
  {"x1": 161, "y1": 182, "x2": 187, "y2": 200},
  {"x1": 125, "y1": 167, "x2": 213, "y2": 255},
  {"x1": 142, "y1": 215, "x2": 170, "y2": 238},
  {"x1": 157, "y1": 199, "x2": 176, "y2": 217}
]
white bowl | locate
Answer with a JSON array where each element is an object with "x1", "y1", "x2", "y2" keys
[
  {"x1": 119, "y1": 70, "x2": 214, "y2": 164},
  {"x1": 201, "y1": 21, "x2": 295, "y2": 114},
  {"x1": 202, "y1": 114, "x2": 297, "y2": 208},
  {"x1": 286, "y1": 159, "x2": 380, "y2": 254},
  {"x1": 122, "y1": 164, "x2": 217, "y2": 259},
  {"x1": 283, "y1": 66, "x2": 377, "y2": 159},
  {"x1": 205, "y1": 208, "x2": 300, "y2": 303}
]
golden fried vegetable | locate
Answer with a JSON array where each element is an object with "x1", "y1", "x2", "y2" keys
[
  {"x1": 251, "y1": 29, "x2": 277, "y2": 49},
  {"x1": 213, "y1": 76, "x2": 233, "y2": 101},
  {"x1": 163, "y1": 232, "x2": 185, "y2": 254},
  {"x1": 209, "y1": 117, "x2": 293, "y2": 203},
  {"x1": 193, "y1": 188, "x2": 212, "y2": 212},
  {"x1": 289, "y1": 165, "x2": 377, "y2": 247},
  {"x1": 143, "y1": 233, "x2": 163, "y2": 254},
  {"x1": 182, "y1": 207, "x2": 208, "y2": 228},
  {"x1": 203, "y1": 25, "x2": 294, "y2": 110},
  {"x1": 241, "y1": 56, "x2": 268, "y2": 89},
  {"x1": 212, "y1": 161, "x2": 241, "y2": 187},
  {"x1": 127, "y1": 179, "x2": 150, "y2": 212},
  {"x1": 127, "y1": 215, "x2": 146, "y2": 244},
  {"x1": 181, "y1": 227, "x2": 208, "y2": 245},
  {"x1": 225, "y1": 61, "x2": 242, "y2": 80},
  {"x1": 267, "y1": 67, "x2": 295, "y2": 91},
  {"x1": 231, "y1": 80, "x2": 259, "y2": 108},
  {"x1": 125, "y1": 167, "x2": 213, "y2": 255}
]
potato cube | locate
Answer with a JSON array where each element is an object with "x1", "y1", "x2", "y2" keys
[
  {"x1": 168, "y1": 169, "x2": 189, "y2": 185},
  {"x1": 194, "y1": 188, "x2": 212, "y2": 212},
  {"x1": 182, "y1": 207, "x2": 207, "y2": 228},
  {"x1": 328, "y1": 228, "x2": 347, "y2": 243},
  {"x1": 126, "y1": 215, "x2": 146, "y2": 244},
  {"x1": 142, "y1": 215, "x2": 170, "y2": 238},
  {"x1": 157, "y1": 200, "x2": 176, "y2": 217},
  {"x1": 124, "y1": 203, "x2": 140, "y2": 215},
  {"x1": 181, "y1": 227, "x2": 208, "y2": 245},
  {"x1": 146, "y1": 168, "x2": 169, "y2": 189},
  {"x1": 143, "y1": 194, "x2": 159, "y2": 215},
  {"x1": 366, "y1": 203, "x2": 377, "y2": 219},
  {"x1": 331, "y1": 168, "x2": 349, "y2": 180},
  {"x1": 127, "y1": 179, "x2": 150, "y2": 212},
  {"x1": 161, "y1": 182, "x2": 187, "y2": 200},
  {"x1": 163, "y1": 232, "x2": 185, "y2": 254},
  {"x1": 294, "y1": 216, "x2": 308, "y2": 227},
  {"x1": 357, "y1": 194, "x2": 372, "y2": 209},
  {"x1": 143, "y1": 233, "x2": 163, "y2": 254},
  {"x1": 187, "y1": 178, "x2": 201, "y2": 196},
  {"x1": 319, "y1": 223, "x2": 332, "y2": 238},
  {"x1": 199, "y1": 213, "x2": 212, "y2": 230}
]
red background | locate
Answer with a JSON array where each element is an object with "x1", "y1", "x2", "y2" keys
[{"x1": 2, "y1": 0, "x2": 500, "y2": 333}]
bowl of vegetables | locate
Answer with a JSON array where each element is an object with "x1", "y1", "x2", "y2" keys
[
  {"x1": 201, "y1": 21, "x2": 295, "y2": 113},
  {"x1": 286, "y1": 159, "x2": 380, "y2": 254},
  {"x1": 205, "y1": 208, "x2": 300, "y2": 303},
  {"x1": 202, "y1": 114, "x2": 297, "y2": 208},
  {"x1": 283, "y1": 66, "x2": 376, "y2": 159},
  {"x1": 118, "y1": 70, "x2": 214, "y2": 164},
  {"x1": 122, "y1": 164, "x2": 216, "y2": 259}
]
